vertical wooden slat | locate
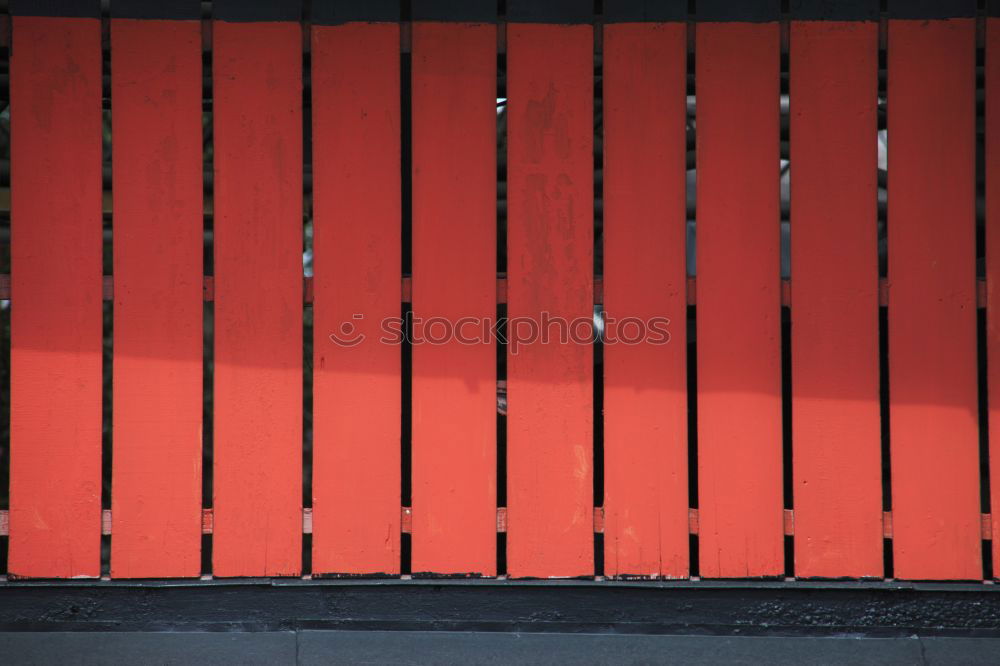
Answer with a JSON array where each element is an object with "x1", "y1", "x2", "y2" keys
[
  {"x1": 8, "y1": 14, "x2": 103, "y2": 578},
  {"x1": 789, "y1": 18, "x2": 882, "y2": 578},
  {"x1": 695, "y1": 19, "x2": 783, "y2": 578},
  {"x1": 506, "y1": 22, "x2": 594, "y2": 578},
  {"x1": 212, "y1": 17, "x2": 302, "y2": 577},
  {"x1": 110, "y1": 14, "x2": 203, "y2": 579},
  {"x1": 888, "y1": 16, "x2": 980, "y2": 580},
  {"x1": 410, "y1": 20, "x2": 496, "y2": 575},
  {"x1": 602, "y1": 20, "x2": 688, "y2": 579},
  {"x1": 311, "y1": 22, "x2": 401, "y2": 575},
  {"x1": 989, "y1": 12, "x2": 1000, "y2": 578}
]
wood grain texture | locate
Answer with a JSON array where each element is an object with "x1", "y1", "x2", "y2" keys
[
  {"x1": 602, "y1": 22, "x2": 688, "y2": 579},
  {"x1": 110, "y1": 18, "x2": 203, "y2": 579},
  {"x1": 410, "y1": 22, "x2": 497, "y2": 576},
  {"x1": 212, "y1": 20, "x2": 302, "y2": 577},
  {"x1": 506, "y1": 23, "x2": 594, "y2": 578},
  {"x1": 8, "y1": 16, "x2": 103, "y2": 578},
  {"x1": 695, "y1": 21, "x2": 783, "y2": 578},
  {"x1": 888, "y1": 18, "x2": 980, "y2": 580},
  {"x1": 311, "y1": 23, "x2": 402, "y2": 575},
  {"x1": 789, "y1": 20, "x2": 882, "y2": 578}
]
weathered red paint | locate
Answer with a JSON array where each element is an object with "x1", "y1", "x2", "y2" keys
[
  {"x1": 790, "y1": 20, "x2": 882, "y2": 579},
  {"x1": 311, "y1": 22, "x2": 401, "y2": 575},
  {"x1": 4, "y1": 9, "x2": 993, "y2": 585},
  {"x1": 602, "y1": 22, "x2": 688, "y2": 579},
  {"x1": 212, "y1": 20, "x2": 303, "y2": 577},
  {"x1": 695, "y1": 21, "x2": 783, "y2": 578},
  {"x1": 110, "y1": 18, "x2": 203, "y2": 578},
  {"x1": 506, "y1": 23, "x2": 594, "y2": 578},
  {"x1": 411, "y1": 22, "x2": 497, "y2": 576},
  {"x1": 8, "y1": 16, "x2": 103, "y2": 579},
  {"x1": 888, "y1": 18, "x2": 980, "y2": 581}
]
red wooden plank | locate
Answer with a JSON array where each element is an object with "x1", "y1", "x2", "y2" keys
[
  {"x1": 789, "y1": 20, "x2": 882, "y2": 579},
  {"x1": 990, "y1": 16, "x2": 1000, "y2": 578},
  {"x1": 602, "y1": 22, "x2": 688, "y2": 579},
  {"x1": 506, "y1": 23, "x2": 594, "y2": 578},
  {"x1": 410, "y1": 22, "x2": 496, "y2": 575},
  {"x1": 888, "y1": 18, "x2": 980, "y2": 580},
  {"x1": 109, "y1": 18, "x2": 203, "y2": 579},
  {"x1": 311, "y1": 23, "x2": 401, "y2": 574},
  {"x1": 212, "y1": 20, "x2": 302, "y2": 577},
  {"x1": 8, "y1": 16, "x2": 103, "y2": 579},
  {"x1": 695, "y1": 22, "x2": 783, "y2": 578}
]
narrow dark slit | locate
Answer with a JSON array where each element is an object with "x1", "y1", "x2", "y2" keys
[
  {"x1": 100, "y1": 7, "x2": 113, "y2": 577},
  {"x1": 879, "y1": 307, "x2": 892, "y2": 579},
  {"x1": 496, "y1": 531, "x2": 507, "y2": 577},
  {"x1": 200, "y1": 12, "x2": 214, "y2": 577},
  {"x1": 686, "y1": 3, "x2": 698, "y2": 577},
  {"x1": 985, "y1": 541, "x2": 994, "y2": 581},
  {"x1": 101, "y1": 303, "x2": 112, "y2": 578},
  {"x1": 201, "y1": 298, "x2": 214, "y2": 572},
  {"x1": 497, "y1": 58, "x2": 507, "y2": 275},
  {"x1": 496, "y1": 301, "x2": 508, "y2": 579},
  {"x1": 399, "y1": 32, "x2": 414, "y2": 573},
  {"x1": 593, "y1": 532, "x2": 604, "y2": 580},
  {"x1": 301, "y1": 4, "x2": 314, "y2": 577},
  {"x1": 779, "y1": 13, "x2": 793, "y2": 577},
  {"x1": 688, "y1": 534, "x2": 699, "y2": 579},
  {"x1": 200, "y1": 533, "x2": 212, "y2": 576},
  {"x1": 976, "y1": 14, "x2": 991, "y2": 580},
  {"x1": 400, "y1": 301, "x2": 413, "y2": 577},
  {"x1": 400, "y1": 533, "x2": 412, "y2": 577},
  {"x1": 877, "y1": 14, "x2": 891, "y2": 579},
  {"x1": 781, "y1": 306, "x2": 793, "y2": 578},
  {"x1": 686, "y1": 307, "x2": 698, "y2": 512},
  {"x1": 496, "y1": 22, "x2": 508, "y2": 576},
  {"x1": 877, "y1": 17, "x2": 887, "y2": 279},
  {"x1": 592, "y1": 13, "x2": 604, "y2": 580},
  {"x1": 883, "y1": 537, "x2": 894, "y2": 580}
]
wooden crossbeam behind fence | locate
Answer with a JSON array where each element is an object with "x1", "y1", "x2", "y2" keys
[{"x1": 0, "y1": 508, "x2": 995, "y2": 542}]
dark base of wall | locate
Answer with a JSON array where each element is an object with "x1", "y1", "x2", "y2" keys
[{"x1": 0, "y1": 579, "x2": 999, "y2": 637}]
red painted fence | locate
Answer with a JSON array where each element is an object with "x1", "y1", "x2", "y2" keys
[{"x1": 1, "y1": 0, "x2": 997, "y2": 582}]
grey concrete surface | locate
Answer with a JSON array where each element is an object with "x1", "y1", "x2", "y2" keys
[{"x1": 3, "y1": 631, "x2": 999, "y2": 665}]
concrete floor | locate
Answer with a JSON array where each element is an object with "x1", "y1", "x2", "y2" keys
[{"x1": 3, "y1": 631, "x2": 1000, "y2": 665}]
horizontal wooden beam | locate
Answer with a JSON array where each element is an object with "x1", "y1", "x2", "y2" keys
[{"x1": 0, "y1": 508, "x2": 991, "y2": 540}]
